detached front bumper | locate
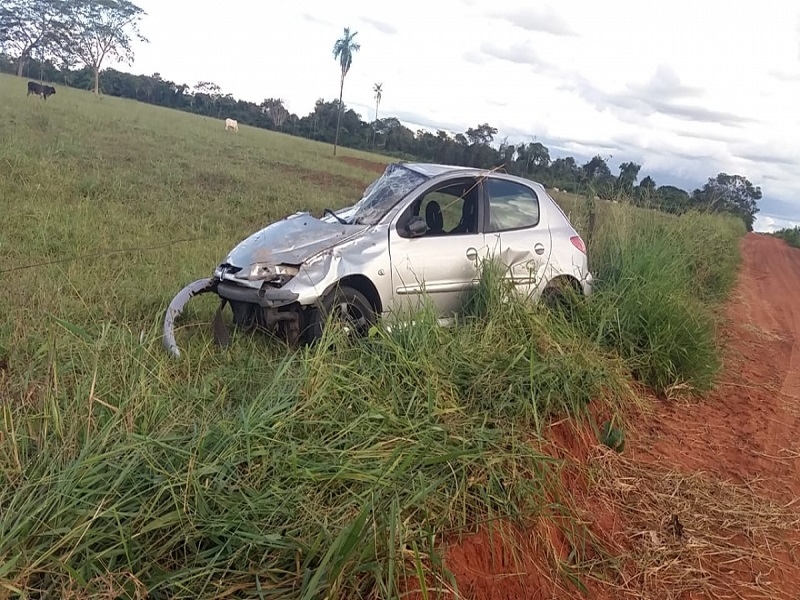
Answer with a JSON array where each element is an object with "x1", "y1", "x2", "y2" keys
[
  {"x1": 162, "y1": 277, "x2": 218, "y2": 358},
  {"x1": 162, "y1": 277, "x2": 303, "y2": 359}
]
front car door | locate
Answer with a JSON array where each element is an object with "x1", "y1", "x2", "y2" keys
[
  {"x1": 482, "y1": 176, "x2": 554, "y2": 301},
  {"x1": 387, "y1": 176, "x2": 487, "y2": 321}
]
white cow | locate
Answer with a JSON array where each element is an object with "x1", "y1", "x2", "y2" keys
[{"x1": 225, "y1": 118, "x2": 239, "y2": 132}]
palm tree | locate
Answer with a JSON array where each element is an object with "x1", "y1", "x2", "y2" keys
[
  {"x1": 373, "y1": 82, "x2": 383, "y2": 122},
  {"x1": 372, "y1": 82, "x2": 383, "y2": 147},
  {"x1": 332, "y1": 27, "x2": 361, "y2": 156}
]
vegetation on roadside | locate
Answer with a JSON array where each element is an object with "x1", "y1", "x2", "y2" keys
[
  {"x1": 0, "y1": 76, "x2": 747, "y2": 598},
  {"x1": 575, "y1": 206, "x2": 745, "y2": 394},
  {"x1": 770, "y1": 225, "x2": 800, "y2": 249}
]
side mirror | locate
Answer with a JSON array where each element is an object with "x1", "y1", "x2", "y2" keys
[{"x1": 406, "y1": 216, "x2": 429, "y2": 238}]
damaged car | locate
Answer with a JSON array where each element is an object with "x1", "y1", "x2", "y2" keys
[{"x1": 163, "y1": 162, "x2": 593, "y2": 358}]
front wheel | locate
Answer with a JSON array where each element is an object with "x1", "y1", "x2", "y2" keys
[{"x1": 303, "y1": 285, "x2": 377, "y2": 344}]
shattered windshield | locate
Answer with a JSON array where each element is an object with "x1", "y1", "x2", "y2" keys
[{"x1": 349, "y1": 164, "x2": 429, "y2": 226}]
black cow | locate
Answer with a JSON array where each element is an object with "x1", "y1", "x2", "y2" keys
[{"x1": 27, "y1": 81, "x2": 56, "y2": 101}]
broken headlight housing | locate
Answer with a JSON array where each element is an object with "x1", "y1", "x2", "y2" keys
[{"x1": 236, "y1": 263, "x2": 299, "y2": 284}]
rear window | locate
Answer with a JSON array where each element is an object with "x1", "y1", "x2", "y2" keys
[{"x1": 486, "y1": 179, "x2": 540, "y2": 232}]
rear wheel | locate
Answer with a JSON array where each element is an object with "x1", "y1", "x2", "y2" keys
[
  {"x1": 541, "y1": 278, "x2": 582, "y2": 315},
  {"x1": 304, "y1": 285, "x2": 377, "y2": 343}
]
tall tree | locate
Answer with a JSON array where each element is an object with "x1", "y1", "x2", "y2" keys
[
  {"x1": 260, "y1": 97, "x2": 289, "y2": 130},
  {"x1": 618, "y1": 161, "x2": 642, "y2": 193},
  {"x1": 500, "y1": 140, "x2": 516, "y2": 165},
  {"x1": 657, "y1": 185, "x2": 691, "y2": 214},
  {"x1": 371, "y1": 82, "x2": 382, "y2": 146},
  {"x1": 331, "y1": 27, "x2": 360, "y2": 156},
  {"x1": 67, "y1": 0, "x2": 147, "y2": 94},
  {"x1": 550, "y1": 157, "x2": 581, "y2": 181},
  {"x1": 373, "y1": 82, "x2": 382, "y2": 122},
  {"x1": 526, "y1": 142, "x2": 550, "y2": 171},
  {"x1": 464, "y1": 123, "x2": 497, "y2": 146},
  {"x1": 583, "y1": 155, "x2": 612, "y2": 181},
  {"x1": 639, "y1": 175, "x2": 656, "y2": 193},
  {"x1": 635, "y1": 175, "x2": 657, "y2": 206},
  {"x1": 692, "y1": 173, "x2": 762, "y2": 231},
  {"x1": 0, "y1": 0, "x2": 71, "y2": 77}
]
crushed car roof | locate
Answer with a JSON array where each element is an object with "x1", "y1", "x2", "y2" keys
[
  {"x1": 400, "y1": 162, "x2": 477, "y2": 178},
  {"x1": 399, "y1": 162, "x2": 548, "y2": 192}
]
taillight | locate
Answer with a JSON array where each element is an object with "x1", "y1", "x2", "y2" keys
[{"x1": 570, "y1": 235, "x2": 586, "y2": 254}]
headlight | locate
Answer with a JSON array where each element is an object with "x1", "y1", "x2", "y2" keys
[{"x1": 237, "y1": 263, "x2": 299, "y2": 284}]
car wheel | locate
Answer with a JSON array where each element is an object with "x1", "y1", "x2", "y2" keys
[
  {"x1": 229, "y1": 300, "x2": 257, "y2": 329},
  {"x1": 541, "y1": 278, "x2": 581, "y2": 314},
  {"x1": 304, "y1": 285, "x2": 377, "y2": 343}
]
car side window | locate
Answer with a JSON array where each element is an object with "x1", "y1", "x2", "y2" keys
[
  {"x1": 400, "y1": 180, "x2": 482, "y2": 237},
  {"x1": 485, "y1": 179, "x2": 540, "y2": 232}
]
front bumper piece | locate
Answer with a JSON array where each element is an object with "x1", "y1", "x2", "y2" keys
[{"x1": 162, "y1": 277, "x2": 300, "y2": 358}]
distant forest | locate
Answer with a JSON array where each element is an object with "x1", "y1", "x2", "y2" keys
[{"x1": 3, "y1": 55, "x2": 762, "y2": 230}]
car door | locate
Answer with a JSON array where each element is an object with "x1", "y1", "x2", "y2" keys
[
  {"x1": 387, "y1": 176, "x2": 487, "y2": 320},
  {"x1": 482, "y1": 176, "x2": 553, "y2": 301}
]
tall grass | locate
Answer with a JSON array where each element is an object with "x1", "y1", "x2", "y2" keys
[
  {"x1": 0, "y1": 74, "x2": 747, "y2": 598},
  {"x1": 571, "y1": 204, "x2": 745, "y2": 395},
  {"x1": 1, "y1": 277, "x2": 635, "y2": 599},
  {"x1": 0, "y1": 211, "x2": 743, "y2": 596}
]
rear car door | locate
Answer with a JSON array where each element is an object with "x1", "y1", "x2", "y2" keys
[{"x1": 482, "y1": 176, "x2": 553, "y2": 301}]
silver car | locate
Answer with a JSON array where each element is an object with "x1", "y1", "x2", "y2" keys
[{"x1": 163, "y1": 162, "x2": 593, "y2": 357}]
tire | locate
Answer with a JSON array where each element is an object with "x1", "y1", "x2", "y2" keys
[
  {"x1": 303, "y1": 285, "x2": 377, "y2": 344},
  {"x1": 541, "y1": 278, "x2": 581, "y2": 314},
  {"x1": 229, "y1": 300, "x2": 257, "y2": 329}
]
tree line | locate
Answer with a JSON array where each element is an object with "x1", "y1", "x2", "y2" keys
[{"x1": 1, "y1": 1, "x2": 762, "y2": 230}]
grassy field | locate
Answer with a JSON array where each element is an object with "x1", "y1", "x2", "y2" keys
[{"x1": 0, "y1": 73, "x2": 747, "y2": 598}]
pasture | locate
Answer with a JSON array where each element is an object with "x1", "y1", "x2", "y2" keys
[{"x1": 0, "y1": 73, "x2": 748, "y2": 598}]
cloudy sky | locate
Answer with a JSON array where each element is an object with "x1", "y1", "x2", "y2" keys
[{"x1": 123, "y1": 0, "x2": 800, "y2": 232}]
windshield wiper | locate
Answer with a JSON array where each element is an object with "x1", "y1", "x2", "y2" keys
[{"x1": 324, "y1": 208, "x2": 349, "y2": 225}]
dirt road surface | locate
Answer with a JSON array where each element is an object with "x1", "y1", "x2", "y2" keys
[
  {"x1": 637, "y1": 233, "x2": 800, "y2": 500},
  {"x1": 423, "y1": 233, "x2": 800, "y2": 600}
]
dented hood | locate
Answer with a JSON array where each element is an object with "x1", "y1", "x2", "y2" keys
[{"x1": 225, "y1": 212, "x2": 368, "y2": 267}]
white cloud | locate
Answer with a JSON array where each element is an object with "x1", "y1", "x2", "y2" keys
[
  {"x1": 120, "y1": 0, "x2": 800, "y2": 221},
  {"x1": 754, "y1": 215, "x2": 800, "y2": 234},
  {"x1": 485, "y1": 6, "x2": 577, "y2": 36}
]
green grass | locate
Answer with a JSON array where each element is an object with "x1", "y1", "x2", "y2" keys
[
  {"x1": 575, "y1": 206, "x2": 745, "y2": 394},
  {"x1": 770, "y1": 225, "x2": 800, "y2": 249},
  {"x1": 0, "y1": 73, "x2": 746, "y2": 598}
]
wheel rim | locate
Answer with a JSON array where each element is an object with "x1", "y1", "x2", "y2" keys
[{"x1": 331, "y1": 299, "x2": 369, "y2": 335}]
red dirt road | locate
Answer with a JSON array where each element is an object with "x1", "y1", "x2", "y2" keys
[
  {"x1": 636, "y1": 233, "x2": 800, "y2": 501},
  {"x1": 425, "y1": 233, "x2": 800, "y2": 599}
]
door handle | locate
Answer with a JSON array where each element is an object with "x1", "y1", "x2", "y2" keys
[
  {"x1": 534, "y1": 243, "x2": 545, "y2": 256},
  {"x1": 466, "y1": 247, "x2": 478, "y2": 261}
]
